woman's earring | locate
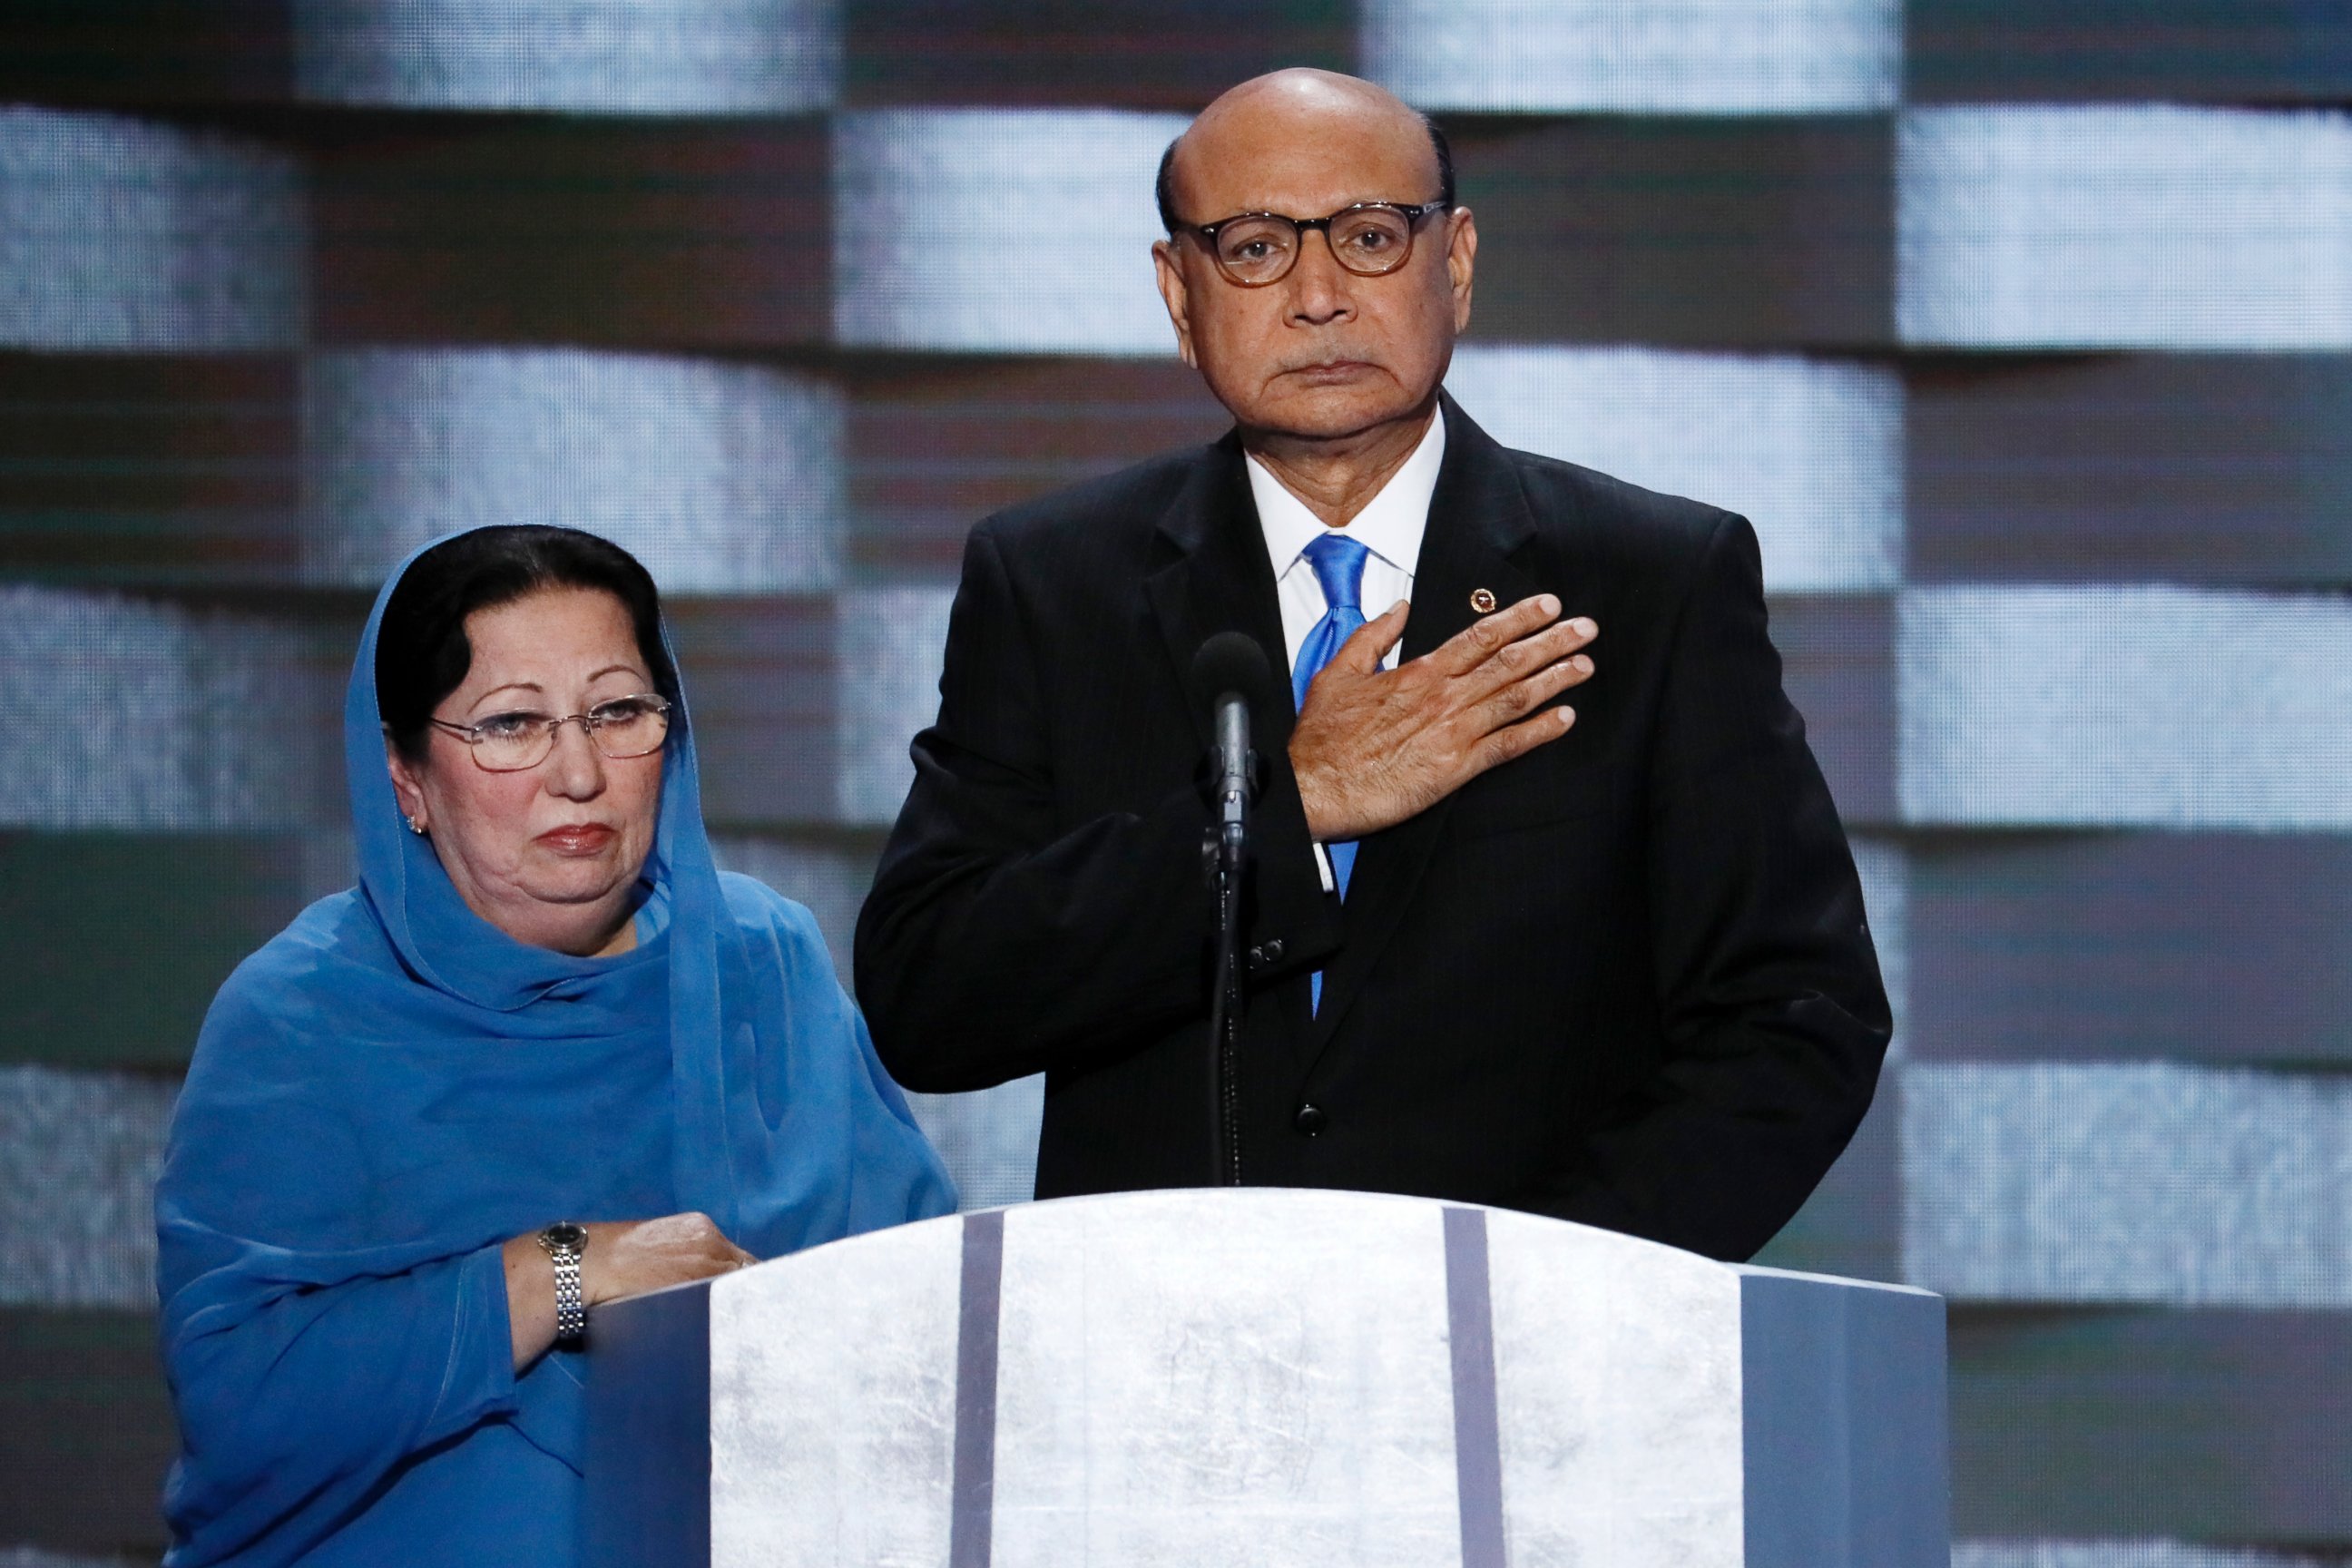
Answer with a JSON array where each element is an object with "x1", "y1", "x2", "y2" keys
[{"x1": 407, "y1": 817, "x2": 426, "y2": 836}]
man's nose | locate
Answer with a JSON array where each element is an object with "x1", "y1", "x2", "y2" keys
[{"x1": 1286, "y1": 229, "x2": 1355, "y2": 324}]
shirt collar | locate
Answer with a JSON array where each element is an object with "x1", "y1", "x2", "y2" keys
[{"x1": 1246, "y1": 403, "x2": 1447, "y2": 581}]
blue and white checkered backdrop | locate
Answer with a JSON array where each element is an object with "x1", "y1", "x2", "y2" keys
[{"x1": 4, "y1": 2, "x2": 2350, "y2": 1561}]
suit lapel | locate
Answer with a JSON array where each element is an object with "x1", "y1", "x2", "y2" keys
[
  {"x1": 1308, "y1": 397, "x2": 1547, "y2": 1054},
  {"x1": 1143, "y1": 430, "x2": 1293, "y2": 756}
]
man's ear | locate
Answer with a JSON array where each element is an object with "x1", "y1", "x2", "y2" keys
[
  {"x1": 386, "y1": 739, "x2": 428, "y2": 832},
  {"x1": 1445, "y1": 206, "x2": 1478, "y2": 333},
  {"x1": 1152, "y1": 240, "x2": 1198, "y2": 368}
]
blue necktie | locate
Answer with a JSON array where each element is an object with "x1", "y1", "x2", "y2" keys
[{"x1": 1293, "y1": 534, "x2": 1370, "y2": 1013}]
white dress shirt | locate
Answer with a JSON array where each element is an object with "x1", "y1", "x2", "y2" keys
[
  {"x1": 1246, "y1": 404, "x2": 1446, "y2": 679},
  {"x1": 1242, "y1": 407, "x2": 1447, "y2": 890}
]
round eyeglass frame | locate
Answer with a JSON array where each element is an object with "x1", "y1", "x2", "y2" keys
[
  {"x1": 1177, "y1": 200, "x2": 1453, "y2": 288},
  {"x1": 426, "y1": 694, "x2": 673, "y2": 773}
]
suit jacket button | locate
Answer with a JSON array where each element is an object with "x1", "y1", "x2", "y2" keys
[
  {"x1": 1263, "y1": 938, "x2": 1283, "y2": 962},
  {"x1": 1293, "y1": 1102, "x2": 1328, "y2": 1136},
  {"x1": 1248, "y1": 945, "x2": 1265, "y2": 965}
]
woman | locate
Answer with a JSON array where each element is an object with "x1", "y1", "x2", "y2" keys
[{"x1": 154, "y1": 525, "x2": 955, "y2": 1566}]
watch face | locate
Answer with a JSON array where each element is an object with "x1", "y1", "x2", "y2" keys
[{"x1": 544, "y1": 1221, "x2": 588, "y2": 1253}]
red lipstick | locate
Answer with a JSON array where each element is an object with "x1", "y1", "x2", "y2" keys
[{"x1": 536, "y1": 823, "x2": 617, "y2": 856}]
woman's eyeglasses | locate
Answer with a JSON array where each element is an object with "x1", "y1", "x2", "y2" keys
[{"x1": 427, "y1": 695, "x2": 672, "y2": 773}]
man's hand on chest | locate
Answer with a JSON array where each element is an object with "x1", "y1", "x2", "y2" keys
[{"x1": 1289, "y1": 592, "x2": 1599, "y2": 843}]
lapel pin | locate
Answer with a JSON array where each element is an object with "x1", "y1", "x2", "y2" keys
[{"x1": 1469, "y1": 587, "x2": 1497, "y2": 613}]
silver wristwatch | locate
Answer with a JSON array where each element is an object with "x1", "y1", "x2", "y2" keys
[{"x1": 538, "y1": 1221, "x2": 589, "y2": 1346}]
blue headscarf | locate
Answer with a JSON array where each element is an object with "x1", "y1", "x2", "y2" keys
[{"x1": 156, "y1": 528, "x2": 955, "y2": 1567}]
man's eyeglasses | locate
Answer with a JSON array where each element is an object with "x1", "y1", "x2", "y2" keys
[
  {"x1": 427, "y1": 695, "x2": 672, "y2": 773},
  {"x1": 1176, "y1": 200, "x2": 1451, "y2": 288}
]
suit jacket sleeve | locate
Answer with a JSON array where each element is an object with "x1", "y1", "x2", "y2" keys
[
  {"x1": 855, "y1": 522, "x2": 1333, "y2": 1093},
  {"x1": 1516, "y1": 512, "x2": 1892, "y2": 1260}
]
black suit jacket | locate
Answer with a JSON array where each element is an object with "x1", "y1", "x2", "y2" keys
[{"x1": 855, "y1": 397, "x2": 1890, "y2": 1261}]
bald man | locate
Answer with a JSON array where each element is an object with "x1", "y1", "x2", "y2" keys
[{"x1": 855, "y1": 71, "x2": 1889, "y2": 1261}]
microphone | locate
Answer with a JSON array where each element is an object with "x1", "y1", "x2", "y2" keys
[
  {"x1": 1189, "y1": 633, "x2": 1276, "y2": 1188},
  {"x1": 1191, "y1": 632, "x2": 1275, "y2": 864}
]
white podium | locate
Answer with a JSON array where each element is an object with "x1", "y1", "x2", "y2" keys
[{"x1": 586, "y1": 1189, "x2": 1945, "y2": 1568}]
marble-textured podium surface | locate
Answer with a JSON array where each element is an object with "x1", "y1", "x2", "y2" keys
[{"x1": 587, "y1": 1188, "x2": 1945, "y2": 1568}]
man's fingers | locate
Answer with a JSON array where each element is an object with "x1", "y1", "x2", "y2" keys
[
  {"x1": 1432, "y1": 593, "x2": 1561, "y2": 677},
  {"x1": 1456, "y1": 616, "x2": 1598, "y2": 701},
  {"x1": 1469, "y1": 654, "x2": 1592, "y2": 734},
  {"x1": 1328, "y1": 599, "x2": 1411, "y2": 675},
  {"x1": 1471, "y1": 701, "x2": 1577, "y2": 773}
]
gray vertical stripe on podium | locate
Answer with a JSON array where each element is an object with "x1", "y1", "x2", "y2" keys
[
  {"x1": 950, "y1": 1210, "x2": 1005, "y2": 1568},
  {"x1": 1445, "y1": 1206, "x2": 1508, "y2": 1568},
  {"x1": 584, "y1": 1277, "x2": 712, "y2": 1568},
  {"x1": 1740, "y1": 1267, "x2": 1948, "y2": 1568}
]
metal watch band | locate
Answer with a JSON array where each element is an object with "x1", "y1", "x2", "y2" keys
[
  {"x1": 551, "y1": 1253, "x2": 584, "y2": 1343},
  {"x1": 538, "y1": 1222, "x2": 588, "y2": 1346}
]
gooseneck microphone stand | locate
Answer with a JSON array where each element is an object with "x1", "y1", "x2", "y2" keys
[
  {"x1": 1207, "y1": 693, "x2": 1250, "y2": 1186},
  {"x1": 1191, "y1": 632, "x2": 1271, "y2": 1188}
]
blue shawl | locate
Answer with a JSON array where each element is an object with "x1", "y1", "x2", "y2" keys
[{"x1": 154, "y1": 532, "x2": 955, "y2": 1566}]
